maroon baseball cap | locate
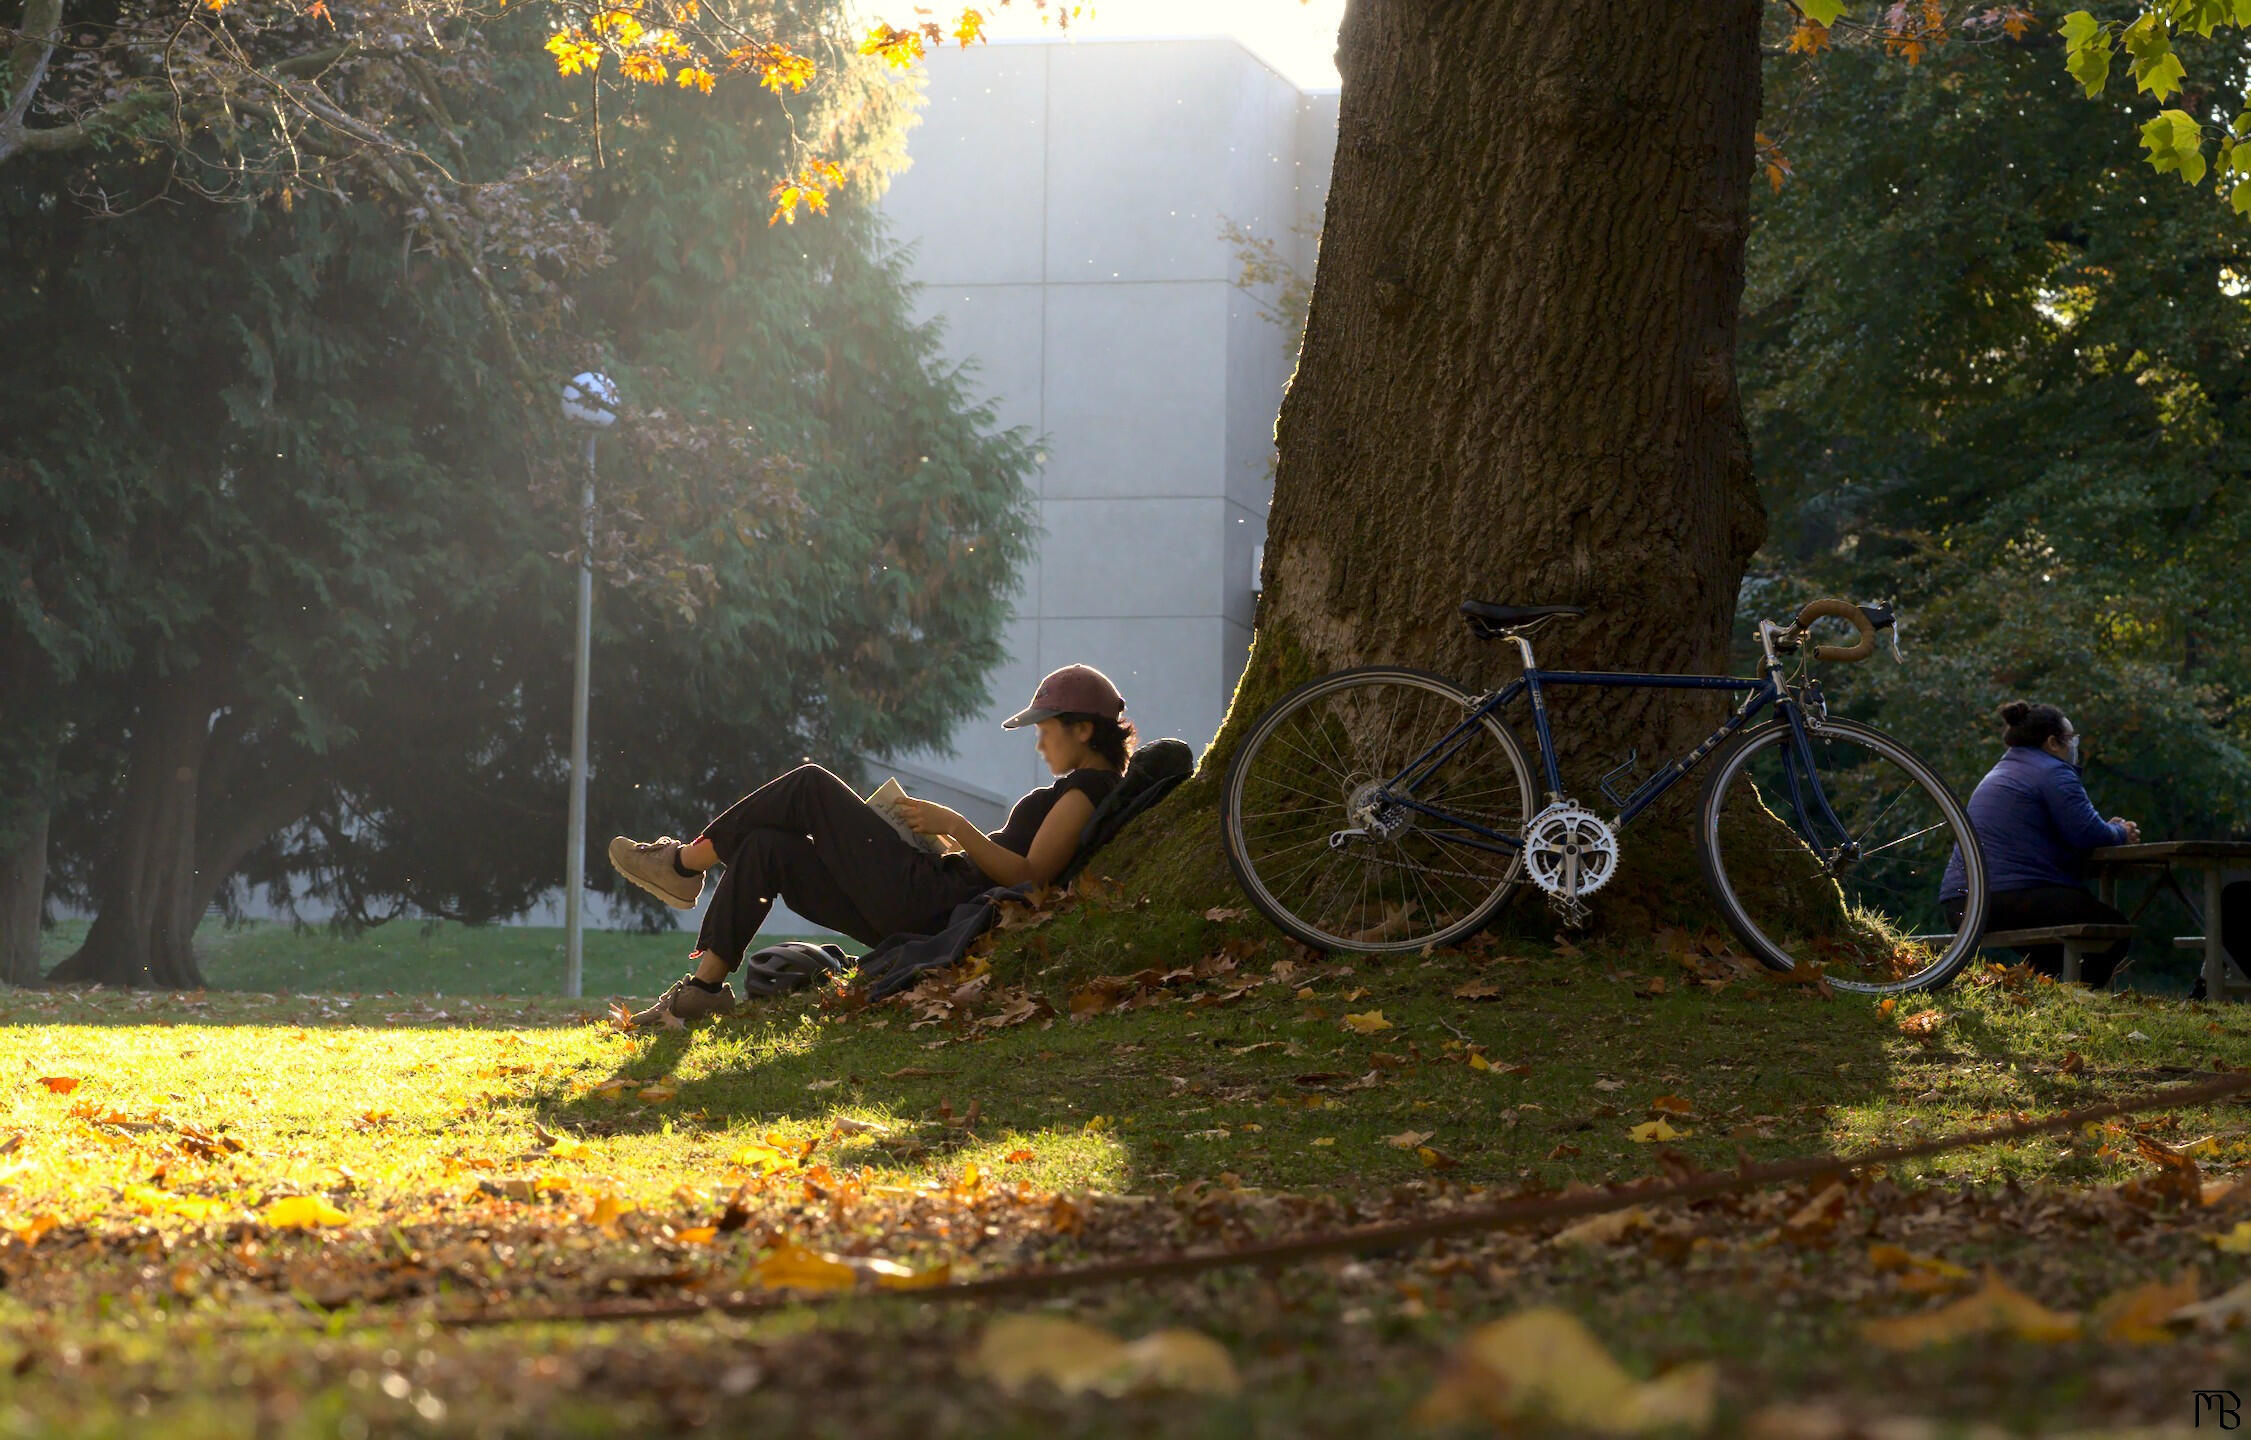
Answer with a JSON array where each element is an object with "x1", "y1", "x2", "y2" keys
[{"x1": 1003, "y1": 664, "x2": 1126, "y2": 729}]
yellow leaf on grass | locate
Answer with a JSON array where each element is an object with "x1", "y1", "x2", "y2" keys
[
  {"x1": 730, "y1": 1142, "x2": 800, "y2": 1172},
  {"x1": 261, "y1": 1195, "x2": 350, "y2": 1229},
  {"x1": 1628, "y1": 1120, "x2": 1684, "y2": 1144},
  {"x1": 1867, "y1": 1243, "x2": 1970, "y2": 1293},
  {"x1": 589, "y1": 1193, "x2": 631, "y2": 1234},
  {"x1": 2095, "y1": 1273, "x2": 2199, "y2": 1344},
  {"x1": 1649, "y1": 1095, "x2": 1694, "y2": 1116},
  {"x1": 1861, "y1": 1273, "x2": 2081, "y2": 1349},
  {"x1": 971, "y1": 1315, "x2": 1122, "y2": 1395},
  {"x1": 969, "y1": 1314, "x2": 1240, "y2": 1397},
  {"x1": 1468, "y1": 1052, "x2": 1495, "y2": 1071},
  {"x1": 1341, "y1": 1010, "x2": 1393, "y2": 1035},
  {"x1": 637, "y1": 1082, "x2": 679, "y2": 1104},
  {"x1": 749, "y1": 1242, "x2": 858, "y2": 1292},
  {"x1": 1384, "y1": 1130, "x2": 1435, "y2": 1150},
  {"x1": 2210, "y1": 1221, "x2": 2251, "y2": 1254},
  {"x1": 1415, "y1": 1307, "x2": 1716, "y2": 1433},
  {"x1": 1551, "y1": 1208, "x2": 1652, "y2": 1250},
  {"x1": 122, "y1": 1185, "x2": 229, "y2": 1222}
]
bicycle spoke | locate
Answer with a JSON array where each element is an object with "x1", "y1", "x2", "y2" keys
[
  {"x1": 1857, "y1": 820, "x2": 1949, "y2": 860},
  {"x1": 1223, "y1": 671, "x2": 1532, "y2": 953}
]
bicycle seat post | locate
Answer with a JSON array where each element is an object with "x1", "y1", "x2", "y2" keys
[{"x1": 1504, "y1": 631, "x2": 1539, "y2": 671}]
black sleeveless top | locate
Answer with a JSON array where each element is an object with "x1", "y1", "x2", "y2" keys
[{"x1": 988, "y1": 768, "x2": 1120, "y2": 856}]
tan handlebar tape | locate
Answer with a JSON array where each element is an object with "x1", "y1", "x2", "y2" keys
[{"x1": 1793, "y1": 598, "x2": 1877, "y2": 663}]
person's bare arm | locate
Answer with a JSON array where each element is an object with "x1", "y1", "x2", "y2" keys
[{"x1": 900, "y1": 791, "x2": 1096, "y2": 888}]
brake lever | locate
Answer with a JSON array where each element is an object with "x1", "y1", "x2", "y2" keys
[{"x1": 1853, "y1": 600, "x2": 1904, "y2": 664}]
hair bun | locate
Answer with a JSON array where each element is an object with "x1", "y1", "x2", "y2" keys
[{"x1": 1999, "y1": 701, "x2": 2031, "y2": 726}]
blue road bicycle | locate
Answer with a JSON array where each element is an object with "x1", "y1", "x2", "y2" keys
[{"x1": 1220, "y1": 598, "x2": 1990, "y2": 994}]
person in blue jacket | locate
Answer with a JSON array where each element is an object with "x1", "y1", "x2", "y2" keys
[{"x1": 1939, "y1": 701, "x2": 2142, "y2": 987}]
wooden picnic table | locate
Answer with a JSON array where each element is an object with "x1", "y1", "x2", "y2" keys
[{"x1": 2087, "y1": 841, "x2": 2251, "y2": 998}]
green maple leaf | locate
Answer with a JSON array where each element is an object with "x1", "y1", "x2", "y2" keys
[{"x1": 2140, "y1": 109, "x2": 2208, "y2": 186}]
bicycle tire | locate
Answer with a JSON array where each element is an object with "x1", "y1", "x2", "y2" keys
[
  {"x1": 1221, "y1": 666, "x2": 1535, "y2": 953},
  {"x1": 1696, "y1": 716, "x2": 1988, "y2": 994}
]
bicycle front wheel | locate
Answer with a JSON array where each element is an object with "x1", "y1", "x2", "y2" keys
[
  {"x1": 1697, "y1": 716, "x2": 1987, "y2": 994},
  {"x1": 1221, "y1": 667, "x2": 1534, "y2": 953}
]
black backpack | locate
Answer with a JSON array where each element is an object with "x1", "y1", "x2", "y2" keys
[{"x1": 1058, "y1": 738, "x2": 1195, "y2": 886}]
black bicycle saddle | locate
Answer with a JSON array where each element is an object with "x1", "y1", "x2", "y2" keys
[{"x1": 1459, "y1": 600, "x2": 1587, "y2": 629}]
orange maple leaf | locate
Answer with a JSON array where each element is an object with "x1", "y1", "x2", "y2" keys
[
  {"x1": 768, "y1": 158, "x2": 845, "y2": 226},
  {"x1": 730, "y1": 42, "x2": 815, "y2": 94},
  {"x1": 859, "y1": 23, "x2": 925, "y2": 71}
]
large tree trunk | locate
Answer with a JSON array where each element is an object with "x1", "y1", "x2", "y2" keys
[
  {"x1": 47, "y1": 676, "x2": 217, "y2": 988},
  {"x1": 0, "y1": 806, "x2": 47, "y2": 986},
  {"x1": 1121, "y1": 0, "x2": 1768, "y2": 920}
]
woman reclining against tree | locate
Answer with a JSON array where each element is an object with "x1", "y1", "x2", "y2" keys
[{"x1": 608, "y1": 665, "x2": 1133, "y2": 1026}]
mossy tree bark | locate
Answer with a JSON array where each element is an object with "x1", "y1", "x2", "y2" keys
[{"x1": 1117, "y1": 0, "x2": 1769, "y2": 922}]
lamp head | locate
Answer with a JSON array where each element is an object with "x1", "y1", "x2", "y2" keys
[{"x1": 560, "y1": 371, "x2": 620, "y2": 428}]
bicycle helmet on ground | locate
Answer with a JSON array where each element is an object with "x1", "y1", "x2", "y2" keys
[{"x1": 738, "y1": 941, "x2": 851, "y2": 997}]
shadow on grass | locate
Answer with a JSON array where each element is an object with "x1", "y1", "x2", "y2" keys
[{"x1": 524, "y1": 935, "x2": 1937, "y2": 1196}]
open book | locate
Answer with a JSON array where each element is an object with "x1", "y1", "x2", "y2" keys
[{"x1": 865, "y1": 777, "x2": 962, "y2": 855}]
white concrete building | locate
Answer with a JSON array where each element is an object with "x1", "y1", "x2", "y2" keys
[{"x1": 876, "y1": 37, "x2": 1340, "y2": 826}]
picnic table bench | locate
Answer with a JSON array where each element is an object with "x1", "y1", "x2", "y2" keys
[
  {"x1": 2087, "y1": 842, "x2": 2251, "y2": 999},
  {"x1": 1976, "y1": 924, "x2": 2137, "y2": 985}
]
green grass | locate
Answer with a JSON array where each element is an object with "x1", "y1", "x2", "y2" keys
[
  {"x1": 6, "y1": 904, "x2": 2251, "y2": 1435},
  {"x1": 37, "y1": 918, "x2": 858, "y2": 997}
]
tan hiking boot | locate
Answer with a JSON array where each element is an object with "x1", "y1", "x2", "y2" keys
[
  {"x1": 609, "y1": 835, "x2": 704, "y2": 910},
  {"x1": 625, "y1": 973, "x2": 737, "y2": 1029}
]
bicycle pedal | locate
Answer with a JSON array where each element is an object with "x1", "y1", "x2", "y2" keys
[{"x1": 1548, "y1": 893, "x2": 1590, "y2": 930}]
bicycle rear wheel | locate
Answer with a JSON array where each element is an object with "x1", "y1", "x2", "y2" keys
[
  {"x1": 1221, "y1": 667, "x2": 1534, "y2": 953},
  {"x1": 1697, "y1": 716, "x2": 1987, "y2": 994}
]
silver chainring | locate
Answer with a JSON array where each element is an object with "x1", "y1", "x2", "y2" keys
[{"x1": 1522, "y1": 803, "x2": 1619, "y2": 916}]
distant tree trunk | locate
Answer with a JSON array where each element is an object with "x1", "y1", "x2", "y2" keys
[
  {"x1": 0, "y1": 806, "x2": 47, "y2": 986},
  {"x1": 1123, "y1": 0, "x2": 1768, "y2": 917},
  {"x1": 47, "y1": 675, "x2": 217, "y2": 988}
]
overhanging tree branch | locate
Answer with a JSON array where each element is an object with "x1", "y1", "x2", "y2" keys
[{"x1": 1, "y1": 0, "x2": 63, "y2": 138}]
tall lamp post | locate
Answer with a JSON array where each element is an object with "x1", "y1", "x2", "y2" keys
[{"x1": 558, "y1": 371, "x2": 619, "y2": 999}]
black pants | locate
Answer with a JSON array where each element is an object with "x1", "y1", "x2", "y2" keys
[
  {"x1": 2226, "y1": 881, "x2": 2250, "y2": 970},
  {"x1": 1945, "y1": 885, "x2": 2129, "y2": 988},
  {"x1": 692, "y1": 765, "x2": 986, "y2": 968}
]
